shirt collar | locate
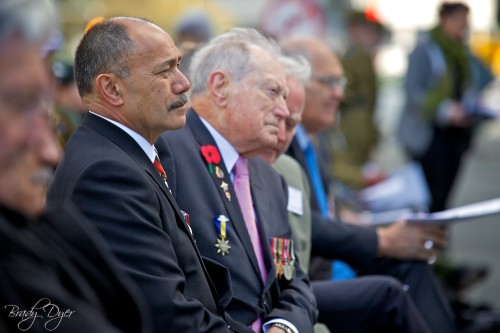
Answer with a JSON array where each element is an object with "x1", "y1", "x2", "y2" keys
[
  {"x1": 89, "y1": 111, "x2": 156, "y2": 162},
  {"x1": 294, "y1": 124, "x2": 311, "y2": 151},
  {"x1": 199, "y1": 116, "x2": 239, "y2": 173}
]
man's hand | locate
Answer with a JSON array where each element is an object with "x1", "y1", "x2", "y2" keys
[
  {"x1": 448, "y1": 102, "x2": 473, "y2": 128},
  {"x1": 377, "y1": 220, "x2": 447, "y2": 261}
]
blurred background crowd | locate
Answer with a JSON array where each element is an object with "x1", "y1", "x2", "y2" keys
[{"x1": 40, "y1": 0, "x2": 500, "y2": 330}]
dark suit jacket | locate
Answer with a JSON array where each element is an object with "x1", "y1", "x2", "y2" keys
[
  {"x1": 286, "y1": 137, "x2": 378, "y2": 280},
  {"x1": 0, "y1": 203, "x2": 149, "y2": 333},
  {"x1": 157, "y1": 110, "x2": 317, "y2": 333},
  {"x1": 48, "y1": 113, "x2": 247, "y2": 333}
]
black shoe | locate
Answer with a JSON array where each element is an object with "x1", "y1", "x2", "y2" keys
[{"x1": 445, "y1": 264, "x2": 489, "y2": 292}]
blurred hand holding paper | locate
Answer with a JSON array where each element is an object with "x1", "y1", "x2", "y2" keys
[
  {"x1": 405, "y1": 197, "x2": 500, "y2": 225},
  {"x1": 365, "y1": 198, "x2": 500, "y2": 226}
]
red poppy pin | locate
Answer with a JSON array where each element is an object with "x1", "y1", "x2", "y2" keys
[{"x1": 201, "y1": 145, "x2": 221, "y2": 174}]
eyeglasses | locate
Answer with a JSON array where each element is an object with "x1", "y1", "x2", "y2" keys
[{"x1": 311, "y1": 75, "x2": 348, "y2": 91}]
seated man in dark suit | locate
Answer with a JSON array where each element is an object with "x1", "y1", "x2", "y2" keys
[
  {"x1": 0, "y1": 1, "x2": 149, "y2": 332},
  {"x1": 157, "y1": 28, "x2": 317, "y2": 333},
  {"x1": 48, "y1": 17, "x2": 250, "y2": 333},
  {"x1": 281, "y1": 36, "x2": 458, "y2": 332}
]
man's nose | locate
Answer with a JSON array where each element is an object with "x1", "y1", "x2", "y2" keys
[
  {"x1": 276, "y1": 99, "x2": 289, "y2": 142},
  {"x1": 172, "y1": 68, "x2": 191, "y2": 94},
  {"x1": 333, "y1": 85, "x2": 345, "y2": 101},
  {"x1": 275, "y1": 96, "x2": 290, "y2": 118},
  {"x1": 29, "y1": 112, "x2": 62, "y2": 167}
]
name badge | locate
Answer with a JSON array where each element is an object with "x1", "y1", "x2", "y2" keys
[{"x1": 287, "y1": 186, "x2": 303, "y2": 216}]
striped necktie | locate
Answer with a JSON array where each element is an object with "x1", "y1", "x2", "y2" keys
[{"x1": 153, "y1": 148, "x2": 170, "y2": 191}]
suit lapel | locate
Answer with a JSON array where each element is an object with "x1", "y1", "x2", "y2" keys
[
  {"x1": 83, "y1": 113, "x2": 194, "y2": 240},
  {"x1": 187, "y1": 111, "x2": 263, "y2": 280},
  {"x1": 248, "y1": 159, "x2": 276, "y2": 288}
]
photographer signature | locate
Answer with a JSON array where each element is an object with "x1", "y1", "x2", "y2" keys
[{"x1": 4, "y1": 298, "x2": 75, "y2": 331}]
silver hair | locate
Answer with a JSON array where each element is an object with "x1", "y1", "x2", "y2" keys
[
  {"x1": 0, "y1": 0, "x2": 57, "y2": 48},
  {"x1": 189, "y1": 27, "x2": 282, "y2": 97},
  {"x1": 280, "y1": 55, "x2": 311, "y2": 85}
]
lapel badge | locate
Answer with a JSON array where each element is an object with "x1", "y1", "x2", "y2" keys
[
  {"x1": 214, "y1": 215, "x2": 231, "y2": 256},
  {"x1": 215, "y1": 166, "x2": 224, "y2": 179},
  {"x1": 180, "y1": 210, "x2": 193, "y2": 235},
  {"x1": 224, "y1": 191, "x2": 231, "y2": 202},
  {"x1": 220, "y1": 181, "x2": 229, "y2": 192},
  {"x1": 201, "y1": 145, "x2": 221, "y2": 175}
]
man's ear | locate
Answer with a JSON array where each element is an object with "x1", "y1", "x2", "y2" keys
[
  {"x1": 95, "y1": 73, "x2": 124, "y2": 106},
  {"x1": 208, "y1": 71, "x2": 229, "y2": 107}
]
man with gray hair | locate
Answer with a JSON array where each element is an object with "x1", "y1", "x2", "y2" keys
[
  {"x1": 0, "y1": 1, "x2": 150, "y2": 332},
  {"x1": 157, "y1": 27, "x2": 317, "y2": 333}
]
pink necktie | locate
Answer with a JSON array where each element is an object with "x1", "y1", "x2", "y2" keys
[{"x1": 233, "y1": 156, "x2": 266, "y2": 333}]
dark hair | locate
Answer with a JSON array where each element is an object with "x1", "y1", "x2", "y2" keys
[
  {"x1": 439, "y1": 2, "x2": 469, "y2": 18},
  {"x1": 74, "y1": 18, "x2": 136, "y2": 96}
]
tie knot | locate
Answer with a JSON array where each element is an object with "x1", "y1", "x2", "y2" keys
[
  {"x1": 153, "y1": 149, "x2": 167, "y2": 178},
  {"x1": 233, "y1": 156, "x2": 249, "y2": 177}
]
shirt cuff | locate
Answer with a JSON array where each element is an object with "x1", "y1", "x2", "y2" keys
[{"x1": 263, "y1": 319, "x2": 299, "y2": 333}]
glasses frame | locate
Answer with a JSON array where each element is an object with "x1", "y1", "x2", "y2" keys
[{"x1": 311, "y1": 75, "x2": 348, "y2": 91}]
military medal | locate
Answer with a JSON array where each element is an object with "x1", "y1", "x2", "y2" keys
[
  {"x1": 214, "y1": 215, "x2": 231, "y2": 255},
  {"x1": 215, "y1": 238, "x2": 231, "y2": 255},
  {"x1": 271, "y1": 237, "x2": 284, "y2": 279},
  {"x1": 270, "y1": 237, "x2": 295, "y2": 280},
  {"x1": 283, "y1": 239, "x2": 295, "y2": 281}
]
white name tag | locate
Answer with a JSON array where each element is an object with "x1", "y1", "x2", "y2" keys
[{"x1": 287, "y1": 186, "x2": 303, "y2": 216}]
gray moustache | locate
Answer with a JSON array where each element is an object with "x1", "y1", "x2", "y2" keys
[
  {"x1": 31, "y1": 167, "x2": 54, "y2": 186},
  {"x1": 168, "y1": 94, "x2": 188, "y2": 111}
]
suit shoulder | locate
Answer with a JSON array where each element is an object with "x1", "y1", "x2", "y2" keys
[
  {"x1": 250, "y1": 157, "x2": 281, "y2": 177},
  {"x1": 272, "y1": 154, "x2": 302, "y2": 174},
  {"x1": 161, "y1": 125, "x2": 193, "y2": 145}
]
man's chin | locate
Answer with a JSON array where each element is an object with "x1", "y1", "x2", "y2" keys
[
  {"x1": 167, "y1": 114, "x2": 187, "y2": 131},
  {"x1": 260, "y1": 150, "x2": 277, "y2": 164}
]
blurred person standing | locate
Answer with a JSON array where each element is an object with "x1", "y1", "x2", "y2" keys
[
  {"x1": 399, "y1": 2, "x2": 493, "y2": 212},
  {"x1": 0, "y1": 1, "x2": 150, "y2": 332},
  {"x1": 328, "y1": 11, "x2": 387, "y2": 190},
  {"x1": 399, "y1": 4, "x2": 498, "y2": 331},
  {"x1": 51, "y1": 60, "x2": 86, "y2": 146},
  {"x1": 174, "y1": 9, "x2": 214, "y2": 80},
  {"x1": 48, "y1": 17, "x2": 252, "y2": 333}
]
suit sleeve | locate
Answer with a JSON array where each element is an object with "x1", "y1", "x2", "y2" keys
[
  {"x1": 286, "y1": 139, "x2": 379, "y2": 273},
  {"x1": 310, "y1": 210, "x2": 378, "y2": 272},
  {"x1": 68, "y1": 159, "x2": 233, "y2": 333},
  {"x1": 0, "y1": 219, "x2": 125, "y2": 333}
]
